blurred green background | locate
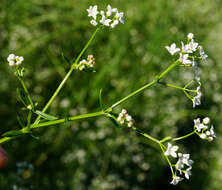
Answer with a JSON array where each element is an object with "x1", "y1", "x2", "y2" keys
[{"x1": 0, "y1": 0, "x2": 222, "y2": 189}]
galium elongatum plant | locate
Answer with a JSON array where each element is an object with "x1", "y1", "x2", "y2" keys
[{"x1": 1, "y1": 4, "x2": 216, "y2": 185}]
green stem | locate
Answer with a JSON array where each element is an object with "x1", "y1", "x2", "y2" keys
[
  {"x1": 158, "y1": 82, "x2": 196, "y2": 92},
  {"x1": 0, "y1": 111, "x2": 105, "y2": 144},
  {"x1": 172, "y1": 131, "x2": 195, "y2": 141},
  {"x1": 34, "y1": 27, "x2": 101, "y2": 124},
  {"x1": 18, "y1": 76, "x2": 34, "y2": 109},
  {"x1": 110, "y1": 60, "x2": 179, "y2": 109},
  {"x1": 131, "y1": 126, "x2": 160, "y2": 144}
]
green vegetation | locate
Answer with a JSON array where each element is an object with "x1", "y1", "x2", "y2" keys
[{"x1": 0, "y1": 0, "x2": 222, "y2": 189}]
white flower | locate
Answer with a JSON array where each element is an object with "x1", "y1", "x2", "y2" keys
[
  {"x1": 100, "y1": 15, "x2": 112, "y2": 26},
  {"x1": 184, "y1": 167, "x2": 192, "y2": 179},
  {"x1": 176, "y1": 153, "x2": 193, "y2": 173},
  {"x1": 110, "y1": 20, "x2": 119, "y2": 28},
  {"x1": 181, "y1": 40, "x2": 198, "y2": 54},
  {"x1": 199, "y1": 46, "x2": 208, "y2": 60},
  {"x1": 106, "y1": 5, "x2": 117, "y2": 16},
  {"x1": 117, "y1": 109, "x2": 134, "y2": 127},
  {"x1": 90, "y1": 20, "x2": 98, "y2": 26},
  {"x1": 179, "y1": 53, "x2": 192, "y2": 65},
  {"x1": 193, "y1": 85, "x2": 202, "y2": 108},
  {"x1": 203, "y1": 117, "x2": 210, "y2": 125},
  {"x1": 115, "y1": 11, "x2": 124, "y2": 24},
  {"x1": 164, "y1": 143, "x2": 179, "y2": 158},
  {"x1": 78, "y1": 55, "x2": 95, "y2": 70},
  {"x1": 87, "y1": 5, "x2": 99, "y2": 20},
  {"x1": 165, "y1": 43, "x2": 180, "y2": 55},
  {"x1": 187, "y1": 33, "x2": 194, "y2": 40},
  {"x1": 7, "y1": 54, "x2": 24, "y2": 67},
  {"x1": 170, "y1": 176, "x2": 183, "y2": 185},
  {"x1": 210, "y1": 125, "x2": 216, "y2": 138},
  {"x1": 200, "y1": 133, "x2": 207, "y2": 139}
]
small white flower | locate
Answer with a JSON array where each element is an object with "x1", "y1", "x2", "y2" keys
[
  {"x1": 187, "y1": 33, "x2": 194, "y2": 40},
  {"x1": 164, "y1": 143, "x2": 179, "y2": 158},
  {"x1": 200, "y1": 133, "x2": 207, "y2": 139},
  {"x1": 110, "y1": 20, "x2": 119, "y2": 28},
  {"x1": 193, "y1": 86, "x2": 202, "y2": 108},
  {"x1": 100, "y1": 15, "x2": 112, "y2": 26},
  {"x1": 90, "y1": 20, "x2": 98, "y2": 26},
  {"x1": 165, "y1": 43, "x2": 180, "y2": 55},
  {"x1": 170, "y1": 176, "x2": 183, "y2": 185},
  {"x1": 210, "y1": 125, "x2": 216, "y2": 138},
  {"x1": 203, "y1": 117, "x2": 210, "y2": 125},
  {"x1": 179, "y1": 53, "x2": 192, "y2": 65},
  {"x1": 199, "y1": 46, "x2": 208, "y2": 60},
  {"x1": 186, "y1": 39, "x2": 199, "y2": 53},
  {"x1": 184, "y1": 167, "x2": 192, "y2": 179},
  {"x1": 115, "y1": 11, "x2": 124, "y2": 24},
  {"x1": 7, "y1": 54, "x2": 24, "y2": 67},
  {"x1": 87, "y1": 5, "x2": 99, "y2": 20},
  {"x1": 106, "y1": 5, "x2": 117, "y2": 16}
]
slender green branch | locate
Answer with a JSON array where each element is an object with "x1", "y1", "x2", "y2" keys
[
  {"x1": 110, "y1": 60, "x2": 180, "y2": 109},
  {"x1": 34, "y1": 27, "x2": 101, "y2": 124},
  {"x1": 18, "y1": 76, "x2": 34, "y2": 109},
  {"x1": 172, "y1": 131, "x2": 195, "y2": 141},
  {"x1": 131, "y1": 126, "x2": 160, "y2": 144},
  {"x1": 158, "y1": 82, "x2": 196, "y2": 92},
  {"x1": 0, "y1": 111, "x2": 105, "y2": 144}
]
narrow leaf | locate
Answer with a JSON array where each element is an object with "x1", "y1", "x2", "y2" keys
[
  {"x1": 61, "y1": 52, "x2": 71, "y2": 65},
  {"x1": 2, "y1": 130, "x2": 24, "y2": 137},
  {"x1": 35, "y1": 110, "x2": 58, "y2": 121},
  {"x1": 99, "y1": 89, "x2": 104, "y2": 110},
  {"x1": 17, "y1": 115, "x2": 25, "y2": 128}
]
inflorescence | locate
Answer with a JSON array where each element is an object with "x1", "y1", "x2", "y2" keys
[
  {"x1": 7, "y1": 54, "x2": 24, "y2": 67},
  {"x1": 87, "y1": 5, "x2": 124, "y2": 28},
  {"x1": 4, "y1": 5, "x2": 216, "y2": 186},
  {"x1": 166, "y1": 33, "x2": 208, "y2": 108},
  {"x1": 194, "y1": 117, "x2": 216, "y2": 141},
  {"x1": 164, "y1": 143, "x2": 194, "y2": 185},
  {"x1": 117, "y1": 109, "x2": 134, "y2": 127},
  {"x1": 78, "y1": 55, "x2": 96, "y2": 71}
]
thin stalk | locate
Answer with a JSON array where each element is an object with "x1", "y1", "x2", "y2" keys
[
  {"x1": 131, "y1": 126, "x2": 160, "y2": 144},
  {"x1": 110, "y1": 60, "x2": 179, "y2": 109},
  {"x1": 34, "y1": 27, "x2": 101, "y2": 124},
  {"x1": 18, "y1": 77, "x2": 34, "y2": 109},
  {"x1": 0, "y1": 111, "x2": 105, "y2": 144},
  {"x1": 172, "y1": 131, "x2": 195, "y2": 141},
  {"x1": 159, "y1": 82, "x2": 196, "y2": 92}
]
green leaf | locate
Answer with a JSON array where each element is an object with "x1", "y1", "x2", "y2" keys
[
  {"x1": 35, "y1": 110, "x2": 58, "y2": 121},
  {"x1": 30, "y1": 133, "x2": 40, "y2": 140},
  {"x1": 17, "y1": 115, "x2": 25, "y2": 128},
  {"x1": 2, "y1": 130, "x2": 24, "y2": 137},
  {"x1": 99, "y1": 89, "x2": 104, "y2": 110},
  {"x1": 16, "y1": 88, "x2": 29, "y2": 107},
  {"x1": 27, "y1": 111, "x2": 32, "y2": 130},
  {"x1": 61, "y1": 52, "x2": 71, "y2": 65}
]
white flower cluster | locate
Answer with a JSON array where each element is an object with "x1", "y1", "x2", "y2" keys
[
  {"x1": 194, "y1": 117, "x2": 216, "y2": 141},
  {"x1": 78, "y1": 55, "x2": 95, "y2": 71},
  {"x1": 87, "y1": 5, "x2": 124, "y2": 28},
  {"x1": 7, "y1": 54, "x2": 24, "y2": 67},
  {"x1": 164, "y1": 143, "x2": 194, "y2": 185},
  {"x1": 117, "y1": 109, "x2": 134, "y2": 127},
  {"x1": 166, "y1": 33, "x2": 208, "y2": 108},
  {"x1": 165, "y1": 33, "x2": 208, "y2": 64}
]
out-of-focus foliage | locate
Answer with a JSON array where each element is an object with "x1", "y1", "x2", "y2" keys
[{"x1": 0, "y1": 0, "x2": 222, "y2": 189}]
